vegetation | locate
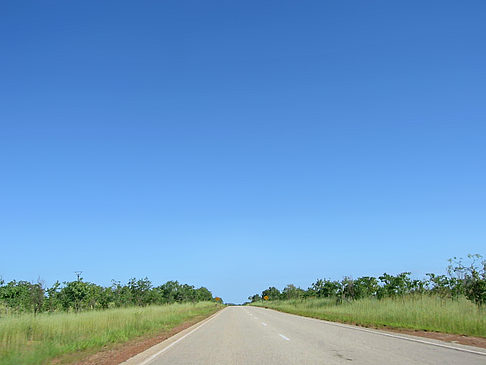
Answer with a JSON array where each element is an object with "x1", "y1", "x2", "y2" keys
[
  {"x1": 248, "y1": 255, "x2": 486, "y2": 337},
  {"x1": 252, "y1": 296, "x2": 486, "y2": 337},
  {"x1": 0, "y1": 276, "x2": 217, "y2": 315},
  {"x1": 0, "y1": 276, "x2": 222, "y2": 364},
  {"x1": 0, "y1": 301, "x2": 222, "y2": 365}
]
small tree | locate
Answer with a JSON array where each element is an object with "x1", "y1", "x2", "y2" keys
[
  {"x1": 261, "y1": 287, "x2": 281, "y2": 301},
  {"x1": 248, "y1": 294, "x2": 262, "y2": 302},
  {"x1": 60, "y1": 280, "x2": 90, "y2": 311},
  {"x1": 30, "y1": 280, "x2": 45, "y2": 315},
  {"x1": 282, "y1": 284, "x2": 305, "y2": 300},
  {"x1": 448, "y1": 254, "x2": 486, "y2": 306}
]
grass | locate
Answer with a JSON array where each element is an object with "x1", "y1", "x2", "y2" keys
[
  {"x1": 0, "y1": 302, "x2": 222, "y2": 365},
  {"x1": 251, "y1": 295, "x2": 486, "y2": 337}
]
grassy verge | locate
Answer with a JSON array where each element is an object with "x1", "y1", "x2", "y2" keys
[
  {"x1": 0, "y1": 302, "x2": 222, "y2": 365},
  {"x1": 251, "y1": 295, "x2": 486, "y2": 337}
]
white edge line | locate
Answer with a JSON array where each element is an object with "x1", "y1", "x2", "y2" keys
[
  {"x1": 279, "y1": 333, "x2": 290, "y2": 341},
  {"x1": 257, "y1": 307, "x2": 486, "y2": 357},
  {"x1": 138, "y1": 309, "x2": 224, "y2": 365}
]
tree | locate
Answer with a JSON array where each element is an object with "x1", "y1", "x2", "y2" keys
[
  {"x1": 44, "y1": 281, "x2": 62, "y2": 312},
  {"x1": 448, "y1": 254, "x2": 486, "y2": 306},
  {"x1": 0, "y1": 280, "x2": 41, "y2": 313},
  {"x1": 353, "y1": 276, "x2": 379, "y2": 299},
  {"x1": 282, "y1": 284, "x2": 305, "y2": 300},
  {"x1": 60, "y1": 280, "x2": 90, "y2": 311},
  {"x1": 248, "y1": 294, "x2": 261, "y2": 302},
  {"x1": 30, "y1": 280, "x2": 45, "y2": 315},
  {"x1": 377, "y1": 272, "x2": 412, "y2": 298},
  {"x1": 261, "y1": 287, "x2": 281, "y2": 301},
  {"x1": 311, "y1": 279, "x2": 340, "y2": 298},
  {"x1": 1, "y1": 277, "x2": 215, "y2": 314},
  {"x1": 127, "y1": 277, "x2": 153, "y2": 306},
  {"x1": 156, "y1": 280, "x2": 180, "y2": 303},
  {"x1": 195, "y1": 287, "x2": 213, "y2": 301}
]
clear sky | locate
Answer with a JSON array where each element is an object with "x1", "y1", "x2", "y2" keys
[{"x1": 1, "y1": 1, "x2": 485, "y2": 304}]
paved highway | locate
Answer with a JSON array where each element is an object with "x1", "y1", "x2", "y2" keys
[{"x1": 123, "y1": 306, "x2": 486, "y2": 365}]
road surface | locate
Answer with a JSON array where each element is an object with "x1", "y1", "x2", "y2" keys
[{"x1": 123, "y1": 306, "x2": 486, "y2": 365}]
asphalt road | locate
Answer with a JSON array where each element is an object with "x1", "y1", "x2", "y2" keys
[{"x1": 123, "y1": 306, "x2": 486, "y2": 365}]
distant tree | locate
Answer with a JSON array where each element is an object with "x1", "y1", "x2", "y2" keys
[
  {"x1": 340, "y1": 277, "x2": 355, "y2": 301},
  {"x1": 282, "y1": 284, "x2": 305, "y2": 300},
  {"x1": 248, "y1": 294, "x2": 261, "y2": 302},
  {"x1": 425, "y1": 273, "x2": 452, "y2": 299},
  {"x1": 127, "y1": 277, "x2": 153, "y2": 306},
  {"x1": 156, "y1": 280, "x2": 180, "y2": 303},
  {"x1": 111, "y1": 280, "x2": 131, "y2": 307},
  {"x1": 448, "y1": 254, "x2": 486, "y2": 306},
  {"x1": 0, "y1": 276, "x2": 215, "y2": 314},
  {"x1": 60, "y1": 280, "x2": 90, "y2": 311},
  {"x1": 353, "y1": 276, "x2": 379, "y2": 299},
  {"x1": 261, "y1": 287, "x2": 281, "y2": 301},
  {"x1": 311, "y1": 279, "x2": 340, "y2": 298},
  {"x1": 377, "y1": 272, "x2": 412, "y2": 298},
  {"x1": 30, "y1": 280, "x2": 45, "y2": 315},
  {"x1": 196, "y1": 287, "x2": 213, "y2": 301},
  {"x1": 44, "y1": 281, "x2": 62, "y2": 312},
  {"x1": 0, "y1": 280, "x2": 41, "y2": 313}
]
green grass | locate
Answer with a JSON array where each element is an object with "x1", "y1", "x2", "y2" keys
[
  {"x1": 0, "y1": 302, "x2": 222, "y2": 365},
  {"x1": 251, "y1": 295, "x2": 486, "y2": 337}
]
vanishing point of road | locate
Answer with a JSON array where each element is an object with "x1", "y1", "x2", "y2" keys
[{"x1": 123, "y1": 306, "x2": 486, "y2": 365}]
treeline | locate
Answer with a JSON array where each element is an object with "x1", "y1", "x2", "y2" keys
[
  {"x1": 0, "y1": 276, "x2": 217, "y2": 315},
  {"x1": 248, "y1": 255, "x2": 486, "y2": 307}
]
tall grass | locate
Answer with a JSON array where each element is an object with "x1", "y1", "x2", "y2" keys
[
  {"x1": 0, "y1": 302, "x2": 221, "y2": 365},
  {"x1": 252, "y1": 295, "x2": 486, "y2": 337}
]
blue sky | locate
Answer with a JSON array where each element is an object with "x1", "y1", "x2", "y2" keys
[{"x1": 1, "y1": 1, "x2": 485, "y2": 304}]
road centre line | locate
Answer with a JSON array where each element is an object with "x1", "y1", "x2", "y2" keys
[
  {"x1": 279, "y1": 334, "x2": 290, "y2": 341},
  {"x1": 137, "y1": 309, "x2": 224, "y2": 365}
]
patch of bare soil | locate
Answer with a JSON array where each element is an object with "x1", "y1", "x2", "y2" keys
[{"x1": 52, "y1": 314, "x2": 210, "y2": 365}]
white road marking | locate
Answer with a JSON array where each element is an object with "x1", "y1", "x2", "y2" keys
[
  {"x1": 137, "y1": 309, "x2": 224, "y2": 365},
  {"x1": 261, "y1": 322, "x2": 267, "y2": 326},
  {"x1": 279, "y1": 334, "x2": 290, "y2": 341}
]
